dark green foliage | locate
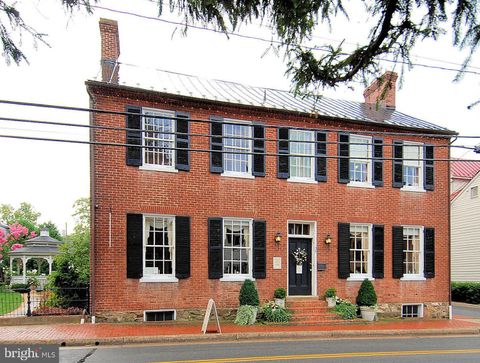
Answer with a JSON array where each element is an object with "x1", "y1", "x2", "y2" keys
[
  {"x1": 324, "y1": 287, "x2": 336, "y2": 298},
  {"x1": 48, "y1": 261, "x2": 88, "y2": 308},
  {"x1": 356, "y1": 279, "x2": 377, "y2": 307},
  {"x1": 452, "y1": 282, "x2": 480, "y2": 304},
  {"x1": 239, "y1": 279, "x2": 259, "y2": 306},
  {"x1": 261, "y1": 302, "x2": 290, "y2": 322},
  {"x1": 9, "y1": 283, "x2": 29, "y2": 291},
  {"x1": 274, "y1": 287, "x2": 286, "y2": 299},
  {"x1": 334, "y1": 301, "x2": 357, "y2": 319}
]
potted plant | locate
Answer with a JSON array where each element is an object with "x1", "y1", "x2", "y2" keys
[
  {"x1": 273, "y1": 287, "x2": 286, "y2": 308},
  {"x1": 356, "y1": 279, "x2": 377, "y2": 321},
  {"x1": 324, "y1": 288, "x2": 337, "y2": 308},
  {"x1": 235, "y1": 279, "x2": 260, "y2": 325}
]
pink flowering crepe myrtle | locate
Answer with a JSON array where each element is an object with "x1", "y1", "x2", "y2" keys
[{"x1": 11, "y1": 243, "x2": 24, "y2": 251}]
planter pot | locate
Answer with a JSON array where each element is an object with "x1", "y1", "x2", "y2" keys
[
  {"x1": 326, "y1": 297, "x2": 336, "y2": 308},
  {"x1": 274, "y1": 298, "x2": 285, "y2": 308},
  {"x1": 360, "y1": 306, "x2": 377, "y2": 321}
]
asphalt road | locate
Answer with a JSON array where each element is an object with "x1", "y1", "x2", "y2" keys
[
  {"x1": 453, "y1": 303, "x2": 480, "y2": 318},
  {"x1": 60, "y1": 335, "x2": 480, "y2": 363}
]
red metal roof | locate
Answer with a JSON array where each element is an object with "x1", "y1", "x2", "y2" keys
[{"x1": 451, "y1": 159, "x2": 480, "y2": 179}]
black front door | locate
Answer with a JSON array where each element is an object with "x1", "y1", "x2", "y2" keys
[{"x1": 288, "y1": 238, "x2": 312, "y2": 295}]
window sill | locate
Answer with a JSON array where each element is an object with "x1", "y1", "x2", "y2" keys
[
  {"x1": 221, "y1": 172, "x2": 255, "y2": 180},
  {"x1": 401, "y1": 186, "x2": 426, "y2": 193},
  {"x1": 140, "y1": 276, "x2": 179, "y2": 283},
  {"x1": 400, "y1": 276, "x2": 426, "y2": 281},
  {"x1": 347, "y1": 182, "x2": 375, "y2": 189},
  {"x1": 139, "y1": 165, "x2": 178, "y2": 173},
  {"x1": 347, "y1": 275, "x2": 374, "y2": 281},
  {"x1": 287, "y1": 178, "x2": 318, "y2": 184},
  {"x1": 220, "y1": 276, "x2": 255, "y2": 282}
]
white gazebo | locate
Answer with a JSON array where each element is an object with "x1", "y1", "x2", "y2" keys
[{"x1": 9, "y1": 228, "x2": 63, "y2": 288}]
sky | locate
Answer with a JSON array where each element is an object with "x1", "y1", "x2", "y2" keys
[{"x1": 0, "y1": 0, "x2": 479, "y2": 231}]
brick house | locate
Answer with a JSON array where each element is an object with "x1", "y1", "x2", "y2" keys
[{"x1": 87, "y1": 19, "x2": 455, "y2": 322}]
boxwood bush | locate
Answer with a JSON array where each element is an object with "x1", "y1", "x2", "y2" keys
[
  {"x1": 452, "y1": 282, "x2": 480, "y2": 304},
  {"x1": 334, "y1": 300, "x2": 357, "y2": 320},
  {"x1": 239, "y1": 279, "x2": 259, "y2": 306}
]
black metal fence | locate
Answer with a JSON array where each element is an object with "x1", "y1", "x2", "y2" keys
[{"x1": 0, "y1": 286, "x2": 89, "y2": 318}]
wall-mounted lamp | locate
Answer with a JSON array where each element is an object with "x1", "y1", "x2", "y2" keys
[
  {"x1": 325, "y1": 234, "x2": 332, "y2": 245},
  {"x1": 275, "y1": 232, "x2": 282, "y2": 244}
]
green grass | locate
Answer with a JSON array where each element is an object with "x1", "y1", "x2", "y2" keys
[{"x1": 0, "y1": 291, "x2": 23, "y2": 315}]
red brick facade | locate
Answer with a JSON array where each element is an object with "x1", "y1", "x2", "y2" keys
[{"x1": 87, "y1": 83, "x2": 451, "y2": 317}]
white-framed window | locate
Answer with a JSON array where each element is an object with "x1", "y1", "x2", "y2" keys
[
  {"x1": 142, "y1": 215, "x2": 176, "y2": 281},
  {"x1": 471, "y1": 186, "x2": 478, "y2": 199},
  {"x1": 223, "y1": 121, "x2": 253, "y2": 177},
  {"x1": 289, "y1": 129, "x2": 315, "y2": 181},
  {"x1": 349, "y1": 224, "x2": 372, "y2": 279},
  {"x1": 402, "y1": 226, "x2": 424, "y2": 279},
  {"x1": 142, "y1": 108, "x2": 176, "y2": 171},
  {"x1": 403, "y1": 142, "x2": 423, "y2": 190},
  {"x1": 401, "y1": 304, "x2": 423, "y2": 318},
  {"x1": 222, "y1": 219, "x2": 252, "y2": 279},
  {"x1": 349, "y1": 135, "x2": 372, "y2": 185}
]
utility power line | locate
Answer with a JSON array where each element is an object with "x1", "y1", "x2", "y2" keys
[
  {"x1": 0, "y1": 133, "x2": 472, "y2": 162},
  {"x1": 0, "y1": 99, "x2": 462, "y2": 138},
  {"x1": 89, "y1": 4, "x2": 480, "y2": 77}
]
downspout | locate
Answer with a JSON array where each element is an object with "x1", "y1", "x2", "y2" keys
[
  {"x1": 448, "y1": 137, "x2": 454, "y2": 319},
  {"x1": 86, "y1": 85, "x2": 97, "y2": 317}
]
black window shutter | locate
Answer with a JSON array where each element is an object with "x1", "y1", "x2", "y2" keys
[
  {"x1": 208, "y1": 218, "x2": 223, "y2": 279},
  {"x1": 373, "y1": 138, "x2": 384, "y2": 187},
  {"x1": 126, "y1": 106, "x2": 142, "y2": 166},
  {"x1": 338, "y1": 133, "x2": 349, "y2": 184},
  {"x1": 210, "y1": 116, "x2": 224, "y2": 173},
  {"x1": 424, "y1": 227, "x2": 435, "y2": 278},
  {"x1": 253, "y1": 220, "x2": 266, "y2": 279},
  {"x1": 392, "y1": 226, "x2": 404, "y2": 278},
  {"x1": 315, "y1": 131, "x2": 327, "y2": 182},
  {"x1": 372, "y1": 225, "x2": 384, "y2": 278},
  {"x1": 424, "y1": 145, "x2": 434, "y2": 191},
  {"x1": 277, "y1": 128, "x2": 290, "y2": 179},
  {"x1": 175, "y1": 112, "x2": 190, "y2": 171},
  {"x1": 175, "y1": 216, "x2": 190, "y2": 279},
  {"x1": 126, "y1": 214, "x2": 143, "y2": 279},
  {"x1": 253, "y1": 125, "x2": 265, "y2": 177},
  {"x1": 393, "y1": 141, "x2": 404, "y2": 188},
  {"x1": 338, "y1": 223, "x2": 350, "y2": 278}
]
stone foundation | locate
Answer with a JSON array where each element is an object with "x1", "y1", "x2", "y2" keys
[
  {"x1": 376, "y1": 302, "x2": 449, "y2": 319},
  {"x1": 96, "y1": 308, "x2": 237, "y2": 323}
]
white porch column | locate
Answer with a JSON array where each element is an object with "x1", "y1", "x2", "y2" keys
[
  {"x1": 22, "y1": 257, "x2": 27, "y2": 284},
  {"x1": 47, "y1": 257, "x2": 53, "y2": 274}
]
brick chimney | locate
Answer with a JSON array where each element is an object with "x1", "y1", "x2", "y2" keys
[
  {"x1": 363, "y1": 71, "x2": 398, "y2": 109},
  {"x1": 99, "y1": 18, "x2": 120, "y2": 83}
]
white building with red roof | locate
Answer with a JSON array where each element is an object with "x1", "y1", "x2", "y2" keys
[{"x1": 451, "y1": 159, "x2": 480, "y2": 281}]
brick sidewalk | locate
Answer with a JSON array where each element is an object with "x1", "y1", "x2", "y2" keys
[{"x1": 0, "y1": 317, "x2": 479, "y2": 346}]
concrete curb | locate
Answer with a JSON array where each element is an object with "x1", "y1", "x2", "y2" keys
[{"x1": 2, "y1": 327, "x2": 479, "y2": 347}]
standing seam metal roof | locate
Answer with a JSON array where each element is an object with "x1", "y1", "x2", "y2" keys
[{"x1": 92, "y1": 63, "x2": 453, "y2": 133}]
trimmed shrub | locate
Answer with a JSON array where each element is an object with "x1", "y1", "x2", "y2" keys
[
  {"x1": 239, "y1": 279, "x2": 259, "y2": 306},
  {"x1": 334, "y1": 301, "x2": 357, "y2": 320},
  {"x1": 356, "y1": 279, "x2": 377, "y2": 307},
  {"x1": 10, "y1": 283, "x2": 30, "y2": 292},
  {"x1": 324, "y1": 288, "x2": 336, "y2": 298},
  {"x1": 274, "y1": 288, "x2": 286, "y2": 299},
  {"x1": 234, "y1": 305, "x2": 257, "y2": 325},
  {"x1": 261, "y1": 301, "x2": 290, "y2": 323},
  {"x1": 452, "y1": 282, "x2": 480, "y2": 304}
]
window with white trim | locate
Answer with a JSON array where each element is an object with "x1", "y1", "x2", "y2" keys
[
  {"x1": 223, "y1": 122, "x2": 253, "y2": 176},
  {"x1": 223, "y1": 219, "x2": 252, "y2": 276},
  {"x1": 349, "y1": 224, "x2": 372, "y2": 278},
  {"x1": 349, "y1": 135, "x2": 372, "y2": 184},
  {"x1": 289, "y1": 130, "x2": 315, "y2": 180},
  {"x1": 143, "y1": 109, "x2": 176, "y2": 169},
  {"x1": 403, "y1": 226, "x2": 423, "y2": 277},
  {"x1": 144, "y1": 216, "x2": 175, "y2": 277},
  {"x1": 471, "y1": 186, "x2": 478, "y2": 199},
  {"x1": 403, "y1": 142, "x2": 423, "y2": 188},
  {"x1": 402, "y1": 304, "x2": 423, "y2": 318}
]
